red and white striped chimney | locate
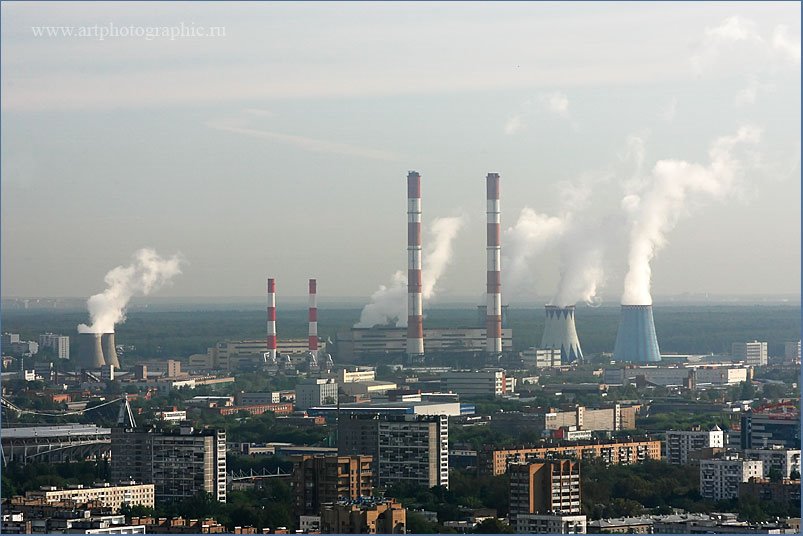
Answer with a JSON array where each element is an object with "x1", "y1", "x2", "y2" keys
[
  {"x1": 407, "y1": 171, "x2": 424, "y2": 358},
  {"x1": 308, "y1": 278, "x2": 318, "y2": 354},
  {"x1": 266, "y1": 278, "x2": 277, "y2": 361},
  {"x1": 486, "y1": 173, "x2": 502, "y2": 354}
]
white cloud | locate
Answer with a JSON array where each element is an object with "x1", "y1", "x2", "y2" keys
[
  {"x1": 504, "y1": 115, "x2": 524, "y2": 135},
  {"x1": 544, "y1": 91, "x2": 570, "y2": 117},
  {"x1": 773, "y1": 24, "x2": 802, "y2": 63},
  {"x1": 503, "y1": 91, "x2": 569, "y2": 134}
]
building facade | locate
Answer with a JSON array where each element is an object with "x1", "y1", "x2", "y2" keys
[
  {"x1": 292, "y1": 455, "x2": 373, "y2": 516},
  {"x1": 38, "y1": 333, "x2": 70, "y2": 359},
  {"x1": 699, "y1": 457, "x2": 763, "y2": 500},
  {"x1": 441, "y1": 369, "x2": 512, "y2": 398},
  {"x1": 509, "y1": 460, "x2": 585, "y2": 534},
  {"x1": 110, "y1": 426, "x2": 226, "y2": 503},
  {"x1": 482, "y1": 439, "x2": 662, "y2": 476},
  {"x1": 731, "y1": 341, "x2": 768, "y2": 366},
  {"x1": 665, "y1": 427, "x2": 725, "y2": 464},
  {"x1": 296, "y1": 378, "x2": 338, "y2": 410},
  {"x1": 740, "y1": 408, "x2": 801, "y2": 450},
  {"x1": 320, "y1": 498, "x2": 406, "y2": 534},
  {"x1": 338, "y1": 413, "x2": 449, "y2": 489},
  {"x1": 744, "y1": 448, "x2": 801, "y2": 478},
  {"x1": 24, "y1": 483, "x2": 154, "y2": 510}
]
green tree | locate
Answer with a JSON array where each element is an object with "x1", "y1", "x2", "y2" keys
[{"x1": 473, "y1": 518, "x2": 513, "y2": 533}]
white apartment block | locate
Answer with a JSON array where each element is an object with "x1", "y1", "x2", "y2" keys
[
  {"x1": 377, "y1": 414, "x2": 449, "y2": 489},
  {"x1": 515, "y1": 514, "x2": 587, "y2": 534},
  {"x1": 699, "y1": 457, "x2": 763, "y2": 500},
  {"x1": 732, "y1": 341, "x2": 768, "y2": 366},
  {"x1": 744, "y1": 448, "x2": 801, "y2": 479},
  {"x1": 25, "y1": 483, "x2": 155, "y2": 510},
  {"x1": 38, "y1": 333, "x2": 70, "y2": 359},
  {"x1": 665, "y1": 427, "x2": 725, "y2": 464},
  {"x1": 441, "y1": 369, "x2": 513, "y2": 398},
  {"x1": 296, "y1": 378, "x2": 338, "y2": 409}
]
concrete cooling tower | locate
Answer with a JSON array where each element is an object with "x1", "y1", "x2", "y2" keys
[
  {"x1": 76, "y1": 332, "x2": 105, "y2": 368},
  {"x1": 612, "y1": 304, "x2": 661, "y2": 363},
  {"x1": 101, "y1": 333, "x2": 120, "y2": 368},
  {"x1": 540, "y1": 305, "x2": 583, "y2": 363}
]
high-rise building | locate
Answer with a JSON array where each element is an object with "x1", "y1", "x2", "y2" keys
[
  {"x1": 292, "y1": 455, "x2": 373, "y2": 516},
  {"x1": 665, "y1": 426, "x2": 725, "y2": 464},
  {"x1": 699, "y1": 456, "x2": 763, "y2": 500},
  {"x1": 111, "y1": 425, "x2": 226, "y2": 503},
  {"x1": 732, "y1": 340, "x2": 768, "y2": 366},
  {"x1": 784, "y1": 340, "x2": 801, "y2": 364},
  {"x1": 296, "y1": 378, "x2": 338, "y2": 410},
  {"x1": 509, "y1": 460, "x2": 585, "y2": 534},
  {"x1": 38, "y1": 333, "x2": 70, "y2": 359},
  {"x1": 338, "y1": 413, "x2": 449, "y2": 489},
  {"x1": 741, "y1": 406, "x2": 801, "y2": 450}
]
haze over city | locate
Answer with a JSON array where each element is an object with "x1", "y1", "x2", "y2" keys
[{"x1": 2, "y1": 2, "x2": 800, "y2": 304}]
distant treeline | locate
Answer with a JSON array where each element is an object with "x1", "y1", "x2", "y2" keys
[{"x1": 2, "y1": 305, "x2": 799, "y2": 360}]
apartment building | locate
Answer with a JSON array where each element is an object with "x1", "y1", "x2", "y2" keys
[
  {"x1": 699, "y1": 456, "x2": 763, "y2": 500},
  {"x1": 665, "y1": 426, "x2": 725, "y2": 464},
  {"x1": 509, "y1": 460, "x2": 586, "y2": 534},
  {"x1": 320, "y1": 498, "x2": 406, "y2": 534},
  {"x1": 292, "y1": 455, "x2": 373, "y2": 516},
  {"x1": 743, "y1": 448, "x2": 801, "y2": 479},
  {"x1": 731, "y1": 340, "x2": 768, "y2": 366},
  {"x1": 25, "y1": 483, "x2": 154, "y2": 510}
]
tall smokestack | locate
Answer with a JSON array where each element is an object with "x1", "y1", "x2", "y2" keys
[
  {"x1": 308, "y1": 278, "x2": 318, "y2": 355},
  {"x1": 266, "y1": 278, "x2": 277, "y2": 362},
  {"x1": 613, "y1": 304, "x2": 661, "y2": 363},
  {"x1": 76, "y1": 332, "x2": 105, "y2": 368},
  {"x1": 486, "y1": 172, "x2": 502, "y2": 356},
  {"x1": 407, "y1": 171, "x2": 424, "y2": 360},
  {"x1": 101, "y1": 333, "x2": 120, "y2": 368},
  {"x1": 540, "y1": 305, "x2": 583, "y2": 363}
]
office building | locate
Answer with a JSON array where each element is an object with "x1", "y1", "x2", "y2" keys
[
  {"x1": 731, "y1": 340, "x2": 768, "y2": 366},
  {"x1": 509, "y1": 460, "x2": 585, "y2": 534},
  {"x1": 338, "y1": 413, "x2": 449, "y2": 488},
  {"x1": 441, "y1": 369, "x2": 513, "y2": 398},
  {"x1": 24, "y1": 483, "x2": 155, "y2": 511},
  {"x1": 699, "y1": 456, "x2": 763, "y2": 500},
  {"x1": 38, "y1": 333, "x2": 70, "y2": 359},
  {"x1": 320, "y1": 498, "x2": 406, "y2": 534},
  {"x1": 110, "y1": 426, "x2": 226, "y2": 503},
  {"x1": 296, "y1": 378, "x2": 338, "y2": 410},
  {"x1": 665, "y1": 426, "x2": 725, "y2": 464},
  {"x1": 292, "y1": 455, "x2": 373, "y2": 516},
  {"x1": 740, "y1": 405, "x2": 801, "y2": 450}
]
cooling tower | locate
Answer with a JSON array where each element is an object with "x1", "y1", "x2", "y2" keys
[
  {"x1": 101, "y1": 333, "x2": 120, "y2": 368},
  {"x1": 612, "y1": 304, "x2": 661, "y2": 363},
  {"x1": 540, "y1": 305, "x2": 583, "y2": 363},
  {"x1": 76, "y1": 332, "x2": 105, "y2": 368}
]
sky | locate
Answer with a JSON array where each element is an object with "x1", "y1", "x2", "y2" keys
[{"x1": 1, "y1": 1, "x2": 800, "y2": 305}]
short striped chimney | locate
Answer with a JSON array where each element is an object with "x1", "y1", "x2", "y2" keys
[
  {"x1": 266, "y1": 278, "x2": 277, "y2": 361},
  {"x1": 308, "y1": 278, "x2": 319, "y2": 355},
  {"x1": 486, "y1": 172, "x2": 503, "y2": 355},
  {"x1": 407, "y1": 171, "x2": 425, "y2": 359}
]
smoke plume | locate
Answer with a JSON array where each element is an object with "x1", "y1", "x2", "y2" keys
[
  {"x1": 621, "y1": 126, "x2": 760, "y2": 305},
  {"x1": 77, "y1": 248, "x2": 183, "y2": 333},
  {"x1": 356, "y1": 215, "x2": 466, "y2": 327},
  {"x1": 502, "y1": 207, "x2": 567, "y2": 297}
]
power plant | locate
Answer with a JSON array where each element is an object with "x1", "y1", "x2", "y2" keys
[
  {"x1": 612, "y1": 304, "x2": 661, "y2": 363},
  {"x1": 266, "y1": 278, "x2": 278, "y2": 363},
  {"x1": 540, "y1": 305, "x2": 583, "y2": 364},
  {"x1": 406, "y1": 171, "x2": 424, "y2": 363},
  {"x1": 486, "y1": 172, "x2": 502, "y2": 360},
  {"x1": 75, "y1": 332, "x2": 117, "y2": 369}
]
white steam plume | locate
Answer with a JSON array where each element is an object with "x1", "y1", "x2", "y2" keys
[
  {"x1": 621, "y1": 126, "x2": 760, "y2": 305},
  {"x1": 355, "y1": 215, "x2": 466, "y2": 328},
  {"x1": 77, "y1": 248, "x2": 183, "y2": 333},
  {"x1": 502, "y1": 208, "x2": 567, "y2": 297}
]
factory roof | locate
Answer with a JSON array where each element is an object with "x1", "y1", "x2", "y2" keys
[{"x1": 1, "y1": 424, "x2": 111, "y2": 438}]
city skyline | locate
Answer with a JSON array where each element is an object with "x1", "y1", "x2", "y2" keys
[{"x1": 2, "y1": 2, "x2": 800, "y2": 303}]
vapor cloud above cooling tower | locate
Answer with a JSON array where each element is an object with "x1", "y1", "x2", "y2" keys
[
  {"x1": 621, "y1": 126, "x2": 761, "y2": 305},
  {"x1": 77, "y1": 248, "x2": 184, "y2": 333},
  {"x1": 356, "y1": 215, "x2": 466, "y2": 328},
  {"x1": 502, "y1": 207, "x2": 567, "y2": 297}
]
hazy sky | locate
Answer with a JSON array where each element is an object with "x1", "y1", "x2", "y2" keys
[{"x1": 2, "y1": 2, "x2": 800, "y2": 304}]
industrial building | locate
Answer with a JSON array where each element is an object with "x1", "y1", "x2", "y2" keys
[
  {"x1": 110, "y1": 425, "x2": 226, "y2": 503},
  {"x1": 292, "y1": 454, "x2": 373, "y2": 516},
  {"x1": 612, "y1": 305, "x2": 661, "y2": 363},
  {"x1": 189, "y1": 338, "x2": 327, "y2": 370},
  {"x1": 489, "y1": 404, "x2": 639, "y2": 436},
  {"x1": 665, "y1": 426, "x2": 725, "y2": 464},
  {"x1": 540, "y1": 305, "x2": 583, "y2": 363},
  {"x1": 1, "y1": 424, "x2": 111, "y2": 465},
  {"x1": 482, "y1": 438, "x2": 661, "y2": 476},
  {"x1": 603, "y1": 363, "x2": 749, "y2": 388},
  {"x1": 337, "y1": 413, "x2": 449, "y2": 489},
  {"x1": 440, "y1": 369, "x2": 514, "y2": 398},
  {"x1": 508, "y1": 460, "x2": 586, "y2": 534},
  {"x1": 74, "y1": 332, "x2": 120, "y2": 369},
  {"x1": 295, "y1": 378, "x2": 338, "y2": 410},
  {"x1": 335, "y1": 327, "x2": 513, "y2": 362}
]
